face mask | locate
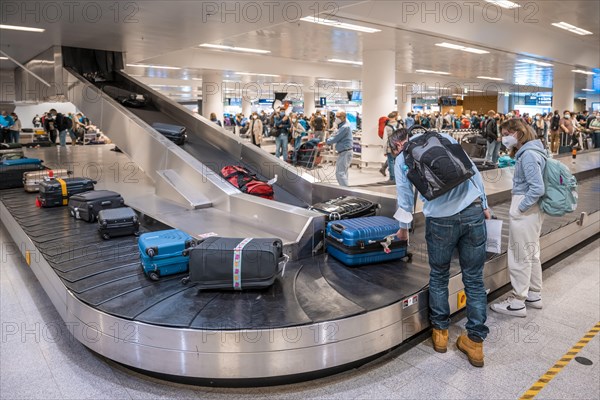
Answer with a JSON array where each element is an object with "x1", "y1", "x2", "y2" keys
[
  {"x1": 253, "y1": 115, "x2": 257, "y2": 119},
  {"x1": 335, "y1": 117, "x2": 342, "y2": 125},
  {"x1": 292, "y1": 119, "x2": 296, "y2": 123},
  {"x1": 280, "y1": 112, "x2": 285, "y2": 117},
  {"x1": 564, "y1": 114, "x2": 570, "y2": 119},
  {"x1": 502, "y1": 135, "x2": 518, "y2": 149}
]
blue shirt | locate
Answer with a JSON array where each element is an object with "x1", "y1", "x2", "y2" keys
[
  {"x1": 0, "y1": 115, "x2": 14, "y2": 128},
  {"x1": 395, "y1": 133, "x2": 489, "y2": 229},
  {"x1": 326, "y1": 121, "x2": 353, "y2": 152},
  {"x1": 405, "y1": 117, "x2": 415, "y2": 129}
]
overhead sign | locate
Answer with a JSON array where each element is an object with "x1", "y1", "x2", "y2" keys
[{"x1": 319, "y1": 97, "x2": 327, "y2": 107}]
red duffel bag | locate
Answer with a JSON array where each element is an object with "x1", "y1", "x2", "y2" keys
[{"x1": 221, "y1": 165, "x2": 274, "y2": 200}]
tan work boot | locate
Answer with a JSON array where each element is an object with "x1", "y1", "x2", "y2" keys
[
  {"x1": 456, "y1": 334, "x2": 484, "y2": 367},
  {"x1": 432, "y1": 328, "x2": 448, "y2": 353}
]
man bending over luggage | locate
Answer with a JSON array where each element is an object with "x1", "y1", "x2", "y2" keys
[{"x1": 390, "y1": 128, "x2": 491, "y2": 368}]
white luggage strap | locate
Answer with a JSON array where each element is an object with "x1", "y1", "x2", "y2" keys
[
  {"x1": 380, "y1": 234, "x2": 396, "y2": 254},
  {"x1": 232, "y1": 238, "x2": 253, "y2": 290}
]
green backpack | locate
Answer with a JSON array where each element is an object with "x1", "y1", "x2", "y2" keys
[{"x1": 527, "y1": 149, "x2": 578, "y2": 216}]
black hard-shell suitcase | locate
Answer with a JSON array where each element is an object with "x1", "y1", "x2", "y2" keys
[
  {"x1": 68, "y1": 190, "x2": 125, "y2": 222},
  {"x1": 97, "y1": 207, "x2": 139, "y2": 240},
  {"x1": 183, "y1": 237, "x2": 285, "y2": 290},
  {"x1": 37, "y1": 178, "x2": 96, "y2": 207},
  {"x1": 103, "y1": 85, "x2": 149, "y2": 108},
  {"x1": 0, "y1": 158, "x2": 45, "y2": 190},
  {"x1": 151, "y1": 122, "x2": 187, "y2": 145},
  {"x1": 0, "y1": 143, "x2": 24, "y2": 159},
  {"x1": 310, "y1": 196, "x2": 380, "y2": 221},
  {"x1": 558, "y1": 133, "x2": 571, "y2": 154}
]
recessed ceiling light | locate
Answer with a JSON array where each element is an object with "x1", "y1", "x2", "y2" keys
[
  {"x1": 0, "y1": 24, "x2": 45, "y2": 33},
  {"x1": 582, "y1": 89, "x2": 594, "y2": 92},
  {"x1": 552, "y1": 22, "x2": 593, "y2": 36},
  {"x1": 484, "y1": 0, "x2": 521, "y2": 9},
  {"x1": 572, "y1": 70, "x2": 596, "y2": 75},
  {"x1": 416, "y1": 69, "x2": 451, "y2": 75},
  {"x1": 191, "y1": 78, "x2": 202, "y2": 81},
  {"x1": 477, "y1": 76, "x2": 504, "y2": 81},
  {"x1": 328, "y1": 59, "x2": 363, "y2": 66},
  {"x1": 518, "y1": 59, "x2": 553, "y2": 67},
  {"x1": 300, "y1": 16, "x2": 380, "y2": 33},
  {"x1": 235, "y1": 72, "x2": 280, "y2": 77},
  {"x1": 198, "y1": 43, "x2": 270, "y2": 54},
  {"x1": 126, "y1": 64, "x2": 181, "y2": 70},
  {"x1": 435, "y1": 43, "x2": 489, "y2": 54},
  {"x1": 318, "y1": 78, "x2": 353, "y2": 83}
]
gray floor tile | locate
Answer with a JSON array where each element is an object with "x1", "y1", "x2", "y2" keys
[
  {"x1": 390, "y1": 372, "x2": 470, "y2": 400},
  {"x1": 0, "y1": 374, "x2": 64, "y2": 400}
]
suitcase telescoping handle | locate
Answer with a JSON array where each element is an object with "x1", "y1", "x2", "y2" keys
[{"x1": 331, "y1": 223, "x2": 345, "y2": 234}]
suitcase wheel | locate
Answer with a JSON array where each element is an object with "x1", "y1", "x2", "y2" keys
[
  {"x1": 402, "y1": 253, "x2": 413, "y2": 263},
  {"x1": 181, "y1": 276, "x2": 190, "y2": 285},
  {"x1": 148, "y1": 271, "x2": 160, "y2": 281},
  {"x1": 102, "y1": 233, "x2": 111, "y2": 240}
]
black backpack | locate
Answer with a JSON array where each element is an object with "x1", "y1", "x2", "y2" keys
[
  {"x1": 551, "y1": 114, "x2": 560, "y2": 131},
  {"x1": 314, "y1": 115, "x2": 324, "y2": 131},
  {"x1": 56, "y1": 114, "x2": 73, "y2": 131},
  {"x1": 403, "y1": 128, "x2": 475, "y2": 201}
]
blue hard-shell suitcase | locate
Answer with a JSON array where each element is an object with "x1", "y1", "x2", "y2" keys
[
  {"x1": 0, "y1": 157, "x2": 43, "y2": 166},
  {"x1": 326, "y1": 216, "x2": 411, "y2": 266},
  {"x1": 138, "y1": 229, "x2": 195, "y2": 281}
]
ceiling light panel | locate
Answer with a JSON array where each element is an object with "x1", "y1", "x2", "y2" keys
[
  {"x1": 328, "y1": 59, "x2": 363, "y2": 65},
  {"x1": 199, "y1": 44, "x2": 270, "y2": 54},
  {"x1": 552, "y1": 22, "x2": 593, "y2": 35},
  {"x1": 572, "y1": 70, "x2": 596, "y2": 75},
  {"x1": 235, "y1": 72, "x2": 280, "y2": 77},
  {"x1": 126, "y1": 64, "x2": 181, "y2": 70},
  {"x1": 484, "y1": 1, "x2": 521, "y2": 9},
  {"x1": 0, "y1": 24, "x2": 45, "y2": 32},
  {"x1": 415, "y1": 69, "x2": 451, "y2": 75},
  {"x1": 477, "y1": 76, "x2": 504, "y2": 81},
  {"x1": 300, "y1": 16, "x2": 380, "y2": 33},
  {"x1": 518, "y1": 59, "x2": 553, "y2": 67},
  {"x1": 435, "y1": 43, "x2": 489, "y2": 54}
]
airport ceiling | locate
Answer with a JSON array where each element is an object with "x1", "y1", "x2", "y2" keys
[{"x1": 1, "y1": 0, "x2": 598, "y2": 101}]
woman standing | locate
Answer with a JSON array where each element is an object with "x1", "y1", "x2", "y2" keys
[
  {"x1": 491, "y1": 119, "x2": 546, "y2": 317},
  {"x1": 9, "y1": 113, "x2": 21, "y2": 143},
  {"x1": 249, "y1": 112, "x2": 263, "y2": 148}
]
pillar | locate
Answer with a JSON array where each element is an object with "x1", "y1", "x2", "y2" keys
[
  {"x1": 496, "y1": 93, "x2": 509, "y2": 114},
  {"x1": 303, "y1": 91, "x2": 316, "y2": 116},
  {"x1": 202, "y1": 71, "x2": 223, "y2": 121},
  {"x1": 361, "y1": 33, "x2": 396, "y2": 169},
  {"x1": 397, "y1": 87, "x2": 412, "y2": 119},
  {"x1": 552, "y1": 64, "x2": 575, "y2": 112}
]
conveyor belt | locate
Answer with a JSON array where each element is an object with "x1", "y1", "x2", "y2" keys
[
  {"x1": 99, "y1": 82, "x2": 307, "y2": 208},
  {"x1": 2, "y1": 175, "x2": 598, "y2": 331}
]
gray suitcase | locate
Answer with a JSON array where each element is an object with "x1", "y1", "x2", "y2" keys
[{"x1": 183, "y1": 237, "x2": 285, "y2": 290}]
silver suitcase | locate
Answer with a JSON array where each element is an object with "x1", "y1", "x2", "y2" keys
[{"x1": 23, "y1": 169, "x2": 71, "y2": 192}]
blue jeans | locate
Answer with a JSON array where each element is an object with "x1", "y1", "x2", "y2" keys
[
  {"x1": 425, "y1": 203, "x2": 489, "y2": 340},
  {"x1": 335, "y1": 150, "x2": 353, "y2": 186},
  {"x1": 9, "y1": 130, "x2": 19, "y2": 143},
  {"x1": 58, "y1": 129, "x2": 77, "y2": 147},
  {"x1": 387, "y1": 153, "x2": 395, "y2": 181},
  {"x1": 292, "y1": 137, "x2": 302, "y2": 164},
  {"x1": 275, "y1": 133, "x2": 288, "y2": 161},
  {"x1": 485, "y1": 139, "x2": 501, "y2": 164}
]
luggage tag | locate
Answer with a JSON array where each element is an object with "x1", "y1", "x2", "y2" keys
[{"x1": 380, "y1": 235, "x2": 396, "y2": 254}]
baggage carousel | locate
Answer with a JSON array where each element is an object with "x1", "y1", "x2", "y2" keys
[{"x1": 2, "y1": 156, "x2": 599, "y2": 385}]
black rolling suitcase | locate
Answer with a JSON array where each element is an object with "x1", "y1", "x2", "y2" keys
[
  {"x1": 103, "y1": 85, "x2": 149, "y2": 108},
  {"x1": 37, "y1": 178, "x2": 96, "y2": 207},
  {"x1": 151, "y1": 122, "x2": 187, "y2": 145},
  {"x1": 97, "y1": 207, "x2": 140, "y2": 240},
  {"x1": 183, "y1": 237, "x2": 285, "y2": 290},
  {"x1": 0, "y1": 159, "x2": 45, "y2": 189},
  {"x1": 310, "y1": 196, "x2": 380, "y2": 221},
  {"x1": 558, "y1": 132, "x2": 571, "y2": 154},
  {"x1": 68, "y1": 190, "x2": 125, "y2": 222}
]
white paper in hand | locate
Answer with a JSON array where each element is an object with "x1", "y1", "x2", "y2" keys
[
  {"x1": 485, "y1": 219, "x2": 503, "y2": 254},
  {"x1": 393, "y1": 208, "x2": 413, "y2": 224}
]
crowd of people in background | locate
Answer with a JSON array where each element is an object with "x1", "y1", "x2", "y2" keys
[{"x1": 0, "y1": 109, "x2": 97, "y2": 147}]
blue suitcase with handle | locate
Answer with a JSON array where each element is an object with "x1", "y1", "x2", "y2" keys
[
  {"x1": 138, "y1": 229, "x2": 195, "y2": 281},
  {"x1": 326, "y1": 216, "x2": 411, "y2": 266}
]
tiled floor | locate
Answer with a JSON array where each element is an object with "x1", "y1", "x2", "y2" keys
[{"x1": 1, "y1": 220, "x2": 598, "y2": 399}]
